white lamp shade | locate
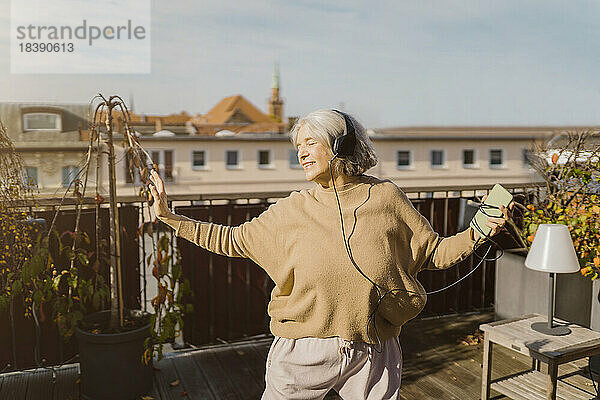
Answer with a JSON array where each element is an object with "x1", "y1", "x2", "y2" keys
[{"x1": 525, "y1": 224, "x2": 580, "y2": 273}]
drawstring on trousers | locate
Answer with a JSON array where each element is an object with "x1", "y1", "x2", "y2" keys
[
  {"x1": 340, "y1": 340, "x2": 353, "y2": 366},
  {"x1": 340, "y1": 340, "x2": 374, "y2": 366},
  {"x1": 342, "y1": 341, "x2": 350, "y2": 363}
]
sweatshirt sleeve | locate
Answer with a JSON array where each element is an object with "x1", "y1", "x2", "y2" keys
[
  {"x1": 393, "y1": 185, "x2": 478, "y2": 273},
  {"x1": 157, "y1": 197, "x2": 287, "y2": 269}
]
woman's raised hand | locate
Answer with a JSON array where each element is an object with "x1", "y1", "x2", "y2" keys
[
  {"x1": 480, "y1": 194, "x2": 514, "y2": 237},
  {"x1": 148, "y1": 169, "x2": 173, "y2": 218}
]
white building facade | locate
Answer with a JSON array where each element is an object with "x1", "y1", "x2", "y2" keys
[{"x1": 2, "y1": 102, "x2": 566, "y2": 197}]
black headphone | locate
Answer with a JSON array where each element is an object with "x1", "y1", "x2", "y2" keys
[{"x1": 331, "y1": 109, "x2": 357, "y2": 158}]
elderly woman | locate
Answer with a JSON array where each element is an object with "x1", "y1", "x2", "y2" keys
[{"x1": 148, "y1": 109, "x2": 509, "y2": 400}]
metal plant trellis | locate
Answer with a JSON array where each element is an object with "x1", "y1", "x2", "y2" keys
[
  {"x1": 44, "y1": 93, "x2": 156, "y2": 331},
  {"x1": 85, "y1": 94, "x2": 190, "y2": 361},
  {"x1": 86, "y1": 94, "x2": 156, "y2": 330}
]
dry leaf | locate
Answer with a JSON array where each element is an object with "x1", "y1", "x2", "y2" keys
[
  {"x1": 180, "y1": 391, "x2": 187, "y2": 397},
  {"x1": 94, "y1": 193, "x2": 105, "y2": 205},
  {"x1": 141, "y1": 396, "x2": 154, "y2": 400},
  {"x1": 169, "y1": 379, "x2": 179, "y2": 387}
]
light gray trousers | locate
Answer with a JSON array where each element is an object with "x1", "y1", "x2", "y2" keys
[{"x1": 262, "y1": 336, "x2": 402, "y2": 400}]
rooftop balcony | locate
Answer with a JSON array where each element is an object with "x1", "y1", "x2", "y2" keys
[{"x1": 6, "y1": 183, "x2": 592, "y2": 400}]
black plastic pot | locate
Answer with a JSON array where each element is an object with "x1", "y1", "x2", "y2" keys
[
  {"x1": 75, "y1": 310, "x2": 153, "y2": 400},
  {"x1": 591, "y1": 290, "x2": 600, "y2": 383}
]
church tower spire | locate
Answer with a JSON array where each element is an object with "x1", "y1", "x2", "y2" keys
[{"x1": 268, "y1": 61, "x2": 283, "y2": 122}]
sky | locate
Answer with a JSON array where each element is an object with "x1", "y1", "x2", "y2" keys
[{"x1": 1, "y1": 0, "x2": 600, "y2": 128}]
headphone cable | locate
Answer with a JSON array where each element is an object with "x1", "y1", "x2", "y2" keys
[{"x1": 328, "y1": 159, "x2": 506, "y2": 352}]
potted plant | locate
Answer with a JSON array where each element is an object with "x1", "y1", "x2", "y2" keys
[
  {"x1": 1, "y1": 97, "x2": 192, "y2": 399},
  {"x1": 71, "y1": 95, "x2": 192, "y2": 400}
]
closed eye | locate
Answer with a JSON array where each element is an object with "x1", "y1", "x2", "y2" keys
[{"x1": 297, "y1": 141, "x2": 316, "y2": 150}]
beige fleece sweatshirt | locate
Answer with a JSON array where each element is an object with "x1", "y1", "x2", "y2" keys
[{"x1": 159, "y1": 175, "x2": 478, "y2": 344}]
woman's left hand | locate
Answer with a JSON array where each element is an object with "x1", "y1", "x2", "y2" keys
[
  {"x1": 472, "y1": 194, "x2": 514, "y2": 240},
  {"x1": 487, "y1": 204, "x2": 511, "y2": 237}
]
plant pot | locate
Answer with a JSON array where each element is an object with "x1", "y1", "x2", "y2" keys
[
  {"x1": 75, "y1": 310, "x2": 153, "y2": 400},
  {"x1": 589, "y1": 280, "x2": 600, "y2": 379}
]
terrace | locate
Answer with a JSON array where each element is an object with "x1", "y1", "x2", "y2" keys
[
  {"x1": 1, "y1": 313, "x2": 597, "y2": 399},
  {"x1": 3, "y1": 184, "x2": 597, "y2": 399}
]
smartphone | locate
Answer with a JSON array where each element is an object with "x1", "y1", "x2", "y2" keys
[{"x1": 470, "y1": 184, "x2": 513, "y2": 239}]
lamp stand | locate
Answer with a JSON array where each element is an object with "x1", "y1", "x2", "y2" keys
[{"x1": 531, "y1": 272, "x2": 571, "y2": 336}]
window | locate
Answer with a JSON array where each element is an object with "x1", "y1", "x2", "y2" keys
[
  {"x1": 23, "y1": 113, "x2": 61, "y2": 131},
  {"x1": 489, "y1": 149, "x2": 504, "y2": 167},
  {"x1": 396, "y1": 151, "x2": 411, "y2": 169},
  {"x1": 192, "y1": 150, "x2": 207, "y2": 169},
  {"x1": 522, "y1": 148, "x2": 533, "y2": 167},
  {"x1": 151, "y1": 151, "x2": 160, "y2": 169},
  {"x1": 289, "y1": 149, "x2": 301, "y2": 169},
  {"x1": 463, "y1": 149, "x2": 476, "y2": 168},
  {"x1": 258, "y1": 150, "x2": 272, "y2": 168},
  {"x1": 24, "y1": 167, "x2": 38, "y2": 187},
  {"x1": 430, "y1": 150, "x2": 445, "y2": 168},
  {"x1": 146, "y1": 150, "x2": 175, "y2": 183},
  {"x1": 62, "y1": 166, "x2": 80, "y2": 187},
  {"x1": 164, "y1": 150, "x2": 173, "y2": 181},
  {"x1": 226, "y1": 150, "x2": 239, "y2": 168},
  {"x1": 130, "y1": 150, "x2": 175, "y2": 185}
]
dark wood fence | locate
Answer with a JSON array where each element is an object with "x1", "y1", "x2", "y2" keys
[
  {"x1": 176, "y1": 202, "x2": 274, "y2": 345},
  {"x1": 1, "y1": 183, "x2": 535, "y2": 371}
]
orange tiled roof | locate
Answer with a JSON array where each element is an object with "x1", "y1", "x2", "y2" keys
[
  {"x1": 96, "y1": 95, "x2": 284, "y2": 135},
  {"x1": 195, "y1": 95, "x2": 275, "y2": 125}
]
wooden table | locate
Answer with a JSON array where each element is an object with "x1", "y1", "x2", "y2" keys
[{"x1": 480, "y1": 314, "x2": 600, "y2": 400}]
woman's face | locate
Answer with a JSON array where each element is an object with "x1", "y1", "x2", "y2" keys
[{"x1": 295, "y1": 126, "x2": 333, "y2": 185}]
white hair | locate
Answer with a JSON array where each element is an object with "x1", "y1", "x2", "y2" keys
[{"x1": 289, "y1": 109, "x2": 378, "y2": 176}]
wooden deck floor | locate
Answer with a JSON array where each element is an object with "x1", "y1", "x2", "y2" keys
[{"x1": 1, "y1": 312, "x2": 599, "y2": 399}]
